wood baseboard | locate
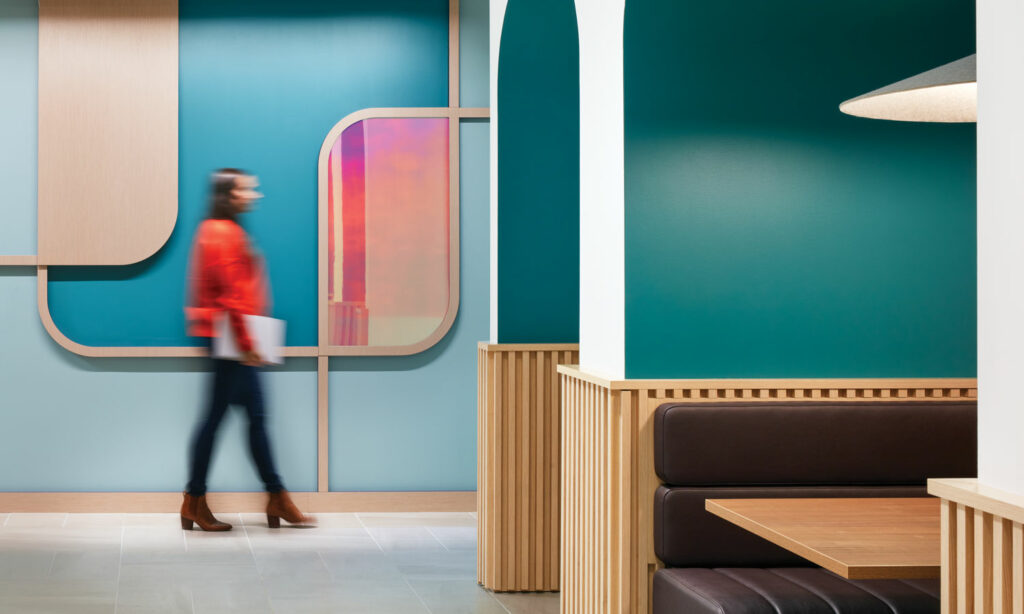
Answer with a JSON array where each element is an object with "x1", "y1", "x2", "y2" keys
[{"x1": 0, "y1": 491, "x2": 476, "y2": 513}]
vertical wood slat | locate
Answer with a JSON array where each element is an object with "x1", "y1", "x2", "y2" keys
[
  {"x1": 477, "y1": 344, "x2": 578, "y2": 592},
  {"x1": 1013, "y1": 522, "x2": 1024, "y2": 614},
  {"x1": 994, "y1": 516, "x2": 1012, "y2": 614},
  {"x1": 942, "y1": 499, "x2": 957, "y2": 614},
  {"x1": 977, "y1": 510, "x2": 994, "y2": 614},
  {"x1": 936, "y1": 496, "x2": 1024, "y2": 614},
  {"x1": 957, "y1": 504, "x2": 975, "y2": 614}
]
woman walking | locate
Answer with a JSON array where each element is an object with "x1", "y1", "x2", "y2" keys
[{"x1": 181, "y1": 168, "x2": 314, "y2": 531}]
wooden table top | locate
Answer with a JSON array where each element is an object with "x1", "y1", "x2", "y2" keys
[{"x1": 705, "y1": 497, "x2": 940, "y2": 580}]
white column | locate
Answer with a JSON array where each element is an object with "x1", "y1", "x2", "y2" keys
[
  {"x1": 488, "y1": 0, "x2": 508, "y2": 343},
  {"x1": 977, "y1": 0, "x2": 1024, "y2": 495},
  {"x1": 575, "y1": 0, "x2": 626, "y2": 379}
]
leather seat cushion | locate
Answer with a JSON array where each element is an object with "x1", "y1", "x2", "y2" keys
[{"x1": 653, "y1": 568, "x2": 939, "y2": 614}]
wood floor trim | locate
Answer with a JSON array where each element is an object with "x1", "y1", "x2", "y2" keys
[{"x1": 0, "y1": 491, "x2": 476, "y2": 513}]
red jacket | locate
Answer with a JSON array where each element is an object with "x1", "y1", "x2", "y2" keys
[{"x1": 186, "y1": 219, "x2": 269, "y2": 353}]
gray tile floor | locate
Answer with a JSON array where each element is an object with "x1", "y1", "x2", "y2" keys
[{"x1": 0, "y1": 511, "x2": 559, "y2": 614}]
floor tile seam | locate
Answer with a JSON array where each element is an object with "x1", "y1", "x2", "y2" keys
[
  {"x1": 315, "y1": 550, "x2": 335, "y2": 583},
  {"x1": 486, "y1": 588, "x2": 514, "y2": 613},
  {"x1": 402, "y1": 574, "x2": 435, "y2": 613},
  {"x1": 354, "y1": 514, "x2": 385, "y2": 553},
  {"x1": 423, "y1": 526, "x2": 451, "y2": 552},
  {"x1": 240, "y1": 522, "x2": 261, "y2": 576},
  {"x1": 45, "y1": 550, "x2": 57, "y2": 577}
]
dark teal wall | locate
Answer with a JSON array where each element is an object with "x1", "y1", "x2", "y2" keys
[
  {"x1": 624, "y1": 0, "x2": 976, "y2": 378},
  {"x1": 496, "y1": 0, "x2": 580, "y2": 343},
  {"x1": 48, "y1": 0, "x2": 448, "y2": 347}
]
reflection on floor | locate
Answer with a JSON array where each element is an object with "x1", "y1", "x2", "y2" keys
[{"x1": 0, "y1": 511, "x2": 559, "y2": 614}]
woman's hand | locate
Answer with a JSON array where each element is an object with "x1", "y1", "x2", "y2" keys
[{"x1": 241, "y1": 350, "x2": 265, "y2": 367}]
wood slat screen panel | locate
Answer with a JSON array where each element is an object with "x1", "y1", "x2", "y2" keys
[
  {"x1": 937, "y1": 496, "x2": 1024, "y2": 614},
  {"x1": 477, "y1": 343, "x2": 579, "y2": 592},
  {"x1": 560, "y1": 368, "x2": 977, "y2": 614}
]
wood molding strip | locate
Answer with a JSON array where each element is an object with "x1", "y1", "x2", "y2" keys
[
  {"x1": 37, "y1": 266, "x2": 318, "y2": 358},
  {"x1": 478, "y1": 342, "x2": 579, "y2": 352},
  {"x1": 0, "y1": 491, "x2": 475, "y2": 513},
  {"x1": 557, "y1": 365, "x2": 977, "y2": 397},
  {"x1": 0, "y1": 255, "x2": 37, "y2": 266},
  {"x1": 317, "y1": 356, "x2": 329, "y2": 493}
]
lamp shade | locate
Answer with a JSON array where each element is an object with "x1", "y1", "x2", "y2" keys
[{"x1": 839, "y1": 54, "x2": 976, "y2": 123}]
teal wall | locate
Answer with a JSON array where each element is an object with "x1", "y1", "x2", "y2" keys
[
  {"x1": 624, "y1": 0, "x2": 977, "y2": 378},
  {"x1": 0, "y1": 0, "x2": 36, "y2": 255},
  {"x1": 0, "y1": 0, "x2": 488, "y2": 492},
  {"x1": 496, "y1": 0, "x2": 580, "y2": 343}
]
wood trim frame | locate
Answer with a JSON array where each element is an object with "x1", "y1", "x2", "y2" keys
[
  {"x1": 559, "y1": 366, "x2": 977, "y2": 614},
  {"x1": 0, "y1": 491, "x2": 476, "y2": 513},
  {"x1": 316, "y1": 106, "x2": 486, "y2": 357},
  {"x1": 36, "y1": 266, "x2": 319, "y2": 358},
  {"x1": 0, "y1": 256, "x2": 37, "y2": 266}
]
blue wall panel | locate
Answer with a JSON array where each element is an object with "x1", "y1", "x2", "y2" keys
[{"x1": 47, "y1": 0, "x2": 449, "y2": 348}]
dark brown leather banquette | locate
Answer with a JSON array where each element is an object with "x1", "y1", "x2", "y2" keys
[{"x1": 651, "y1": 400, "x2": 976, "y2": 614}]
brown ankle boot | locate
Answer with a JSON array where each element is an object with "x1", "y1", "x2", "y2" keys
[
  {"x1": 180, "y1": 492, "x2": 232, "y2": 531},
  {"x1": 266, "y1": 490, "x2": 316, "y2": 528}
]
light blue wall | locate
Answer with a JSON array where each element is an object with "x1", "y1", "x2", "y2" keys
[
  {"x1": 0, "y1": 0, "x2": 488, "y2": 493},
  {"x1": 0, "y1": 269, "x2": 317, "y2": 492},
  {"x1": 0, "y1": 0, "x2": 37, "y2": 255},
  {"x1": 460, "y1": 0, "x2": 489, "y2": 108},
  {"x1": 329, "y1": 122, "x2": 488, "y2": 491}
]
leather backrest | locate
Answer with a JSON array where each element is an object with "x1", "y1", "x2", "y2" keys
[
  {"x1": 654, "y1": 401, "x2": 976, "y2": 486},
  {"x1": 654, "y1": 485, "x2": 929, "y2": 567}
]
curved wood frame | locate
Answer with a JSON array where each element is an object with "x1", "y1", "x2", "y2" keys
[{"x1": 317, "y1": 107, "x2": 485, "y2": 356}]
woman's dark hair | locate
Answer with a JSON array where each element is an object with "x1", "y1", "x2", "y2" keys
[{"x1": 207, "y1": 168, "x2": 248, "y2": 220}]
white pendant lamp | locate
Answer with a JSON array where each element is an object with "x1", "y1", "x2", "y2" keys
[{"x1": 839, "y1": 54, "x2": 976, "y2": 123}]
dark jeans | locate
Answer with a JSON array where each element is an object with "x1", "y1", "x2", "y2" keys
[{"x1": 186, "y1": 352, "x2": 284, "y2": 497}]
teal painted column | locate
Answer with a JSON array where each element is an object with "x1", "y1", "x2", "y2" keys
[{"x1": 495, "y1": 0, "x2": 580, "y2": 344}]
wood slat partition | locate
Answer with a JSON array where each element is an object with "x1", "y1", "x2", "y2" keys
[
  {"x1": 559, "y1": 366, "x2": 977, "y2": 614},
  {"x1": 930, "y1": 478, "x2": 1024, "y2": 614},
  {"x1": 478, "y1": 342, "x2": 579, "y2": 592}
]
